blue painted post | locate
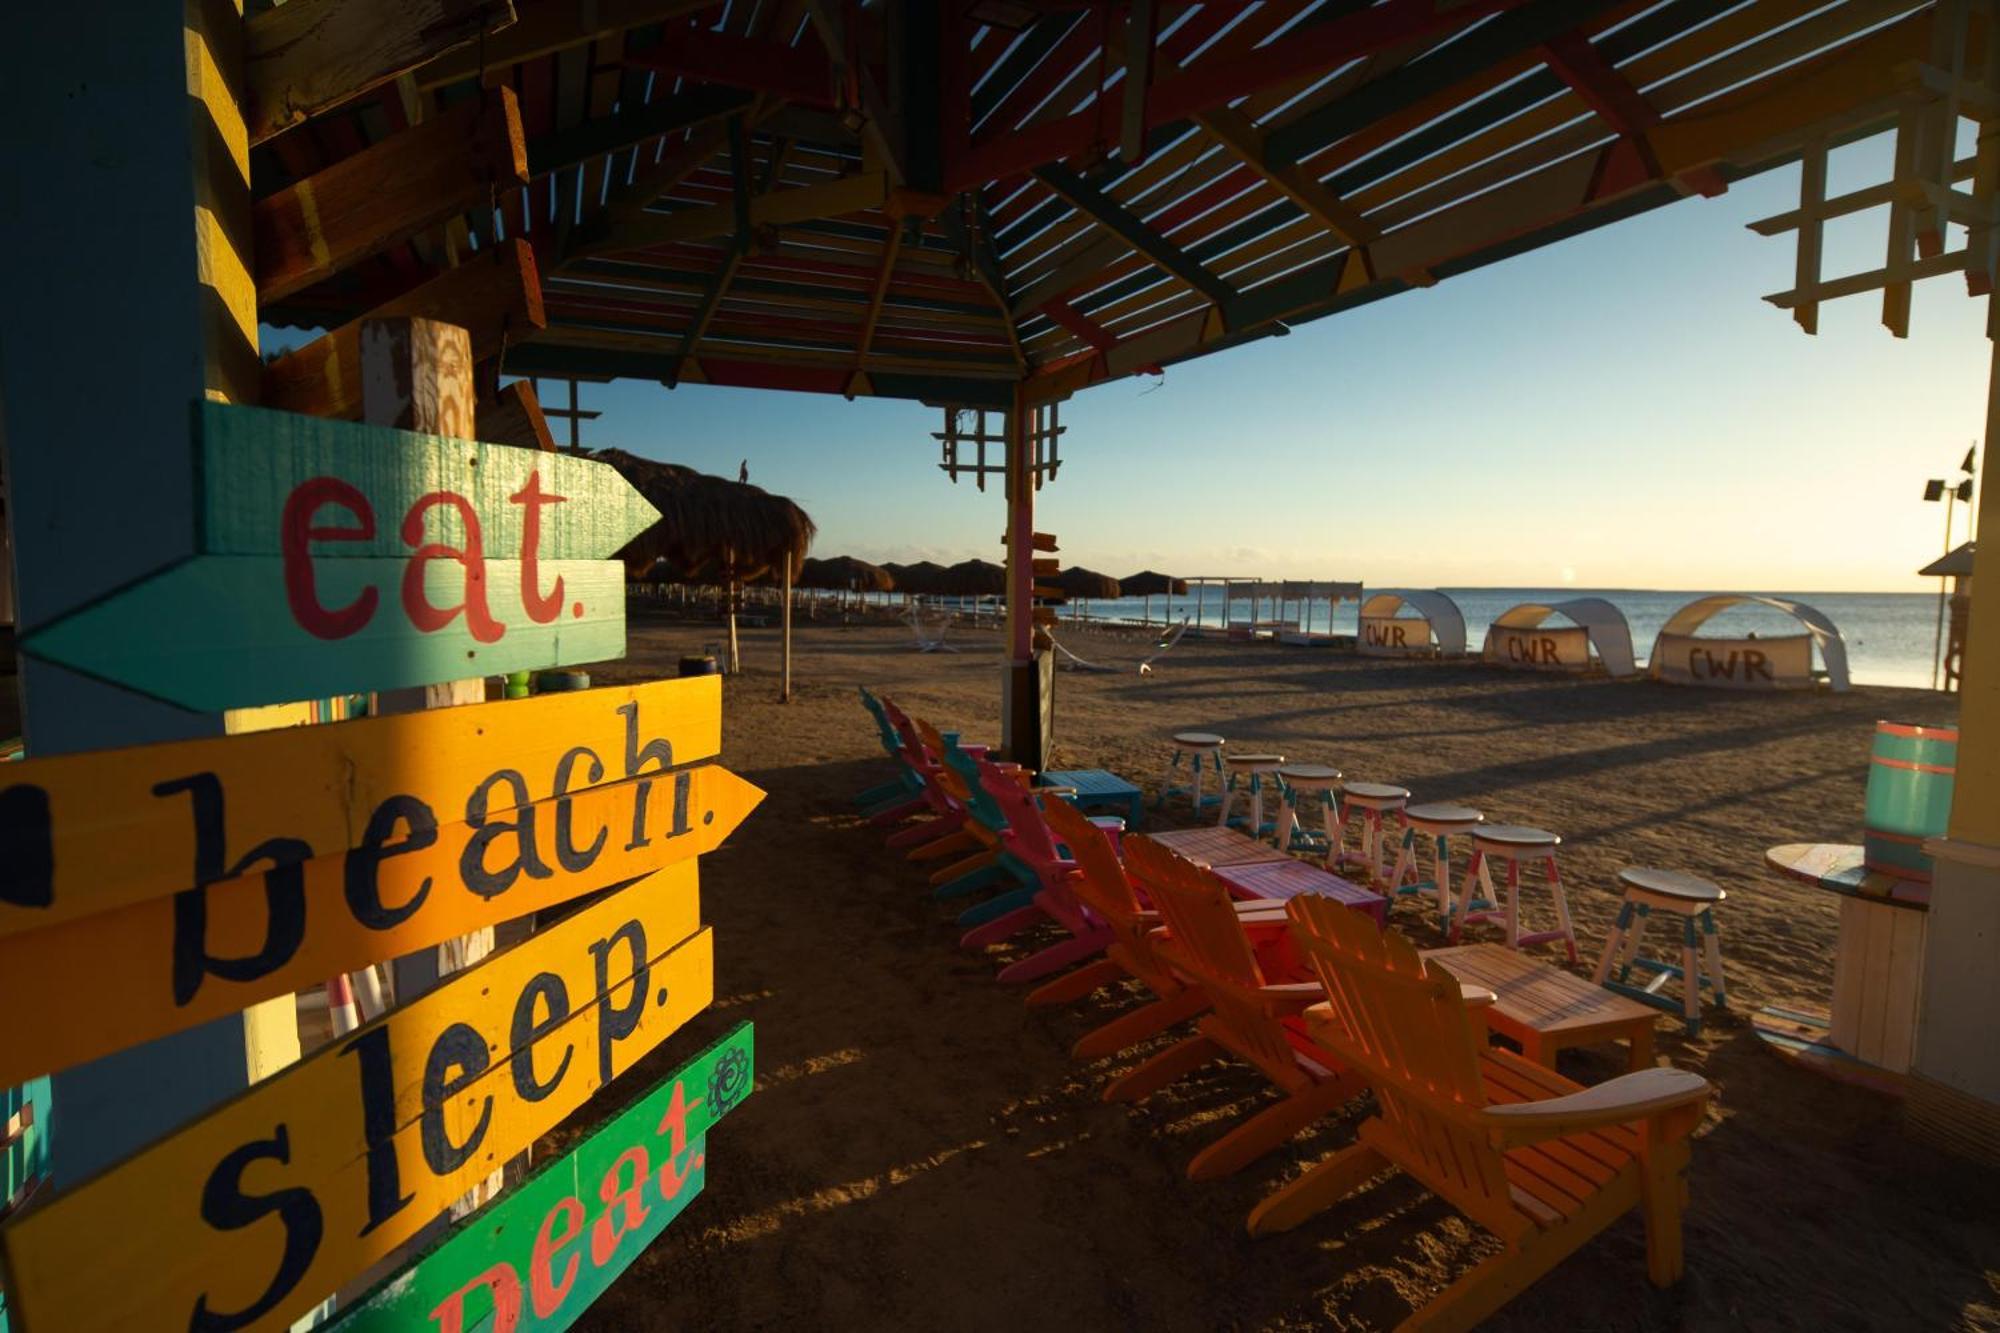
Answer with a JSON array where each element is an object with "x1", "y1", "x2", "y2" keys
[{"x1": 0, "y1": 0, "x2": 291, "y2": 1186}]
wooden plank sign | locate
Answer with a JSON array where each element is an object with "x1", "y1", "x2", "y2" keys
[
  {"x1": 0, "y1": 759, "x2": 761, "y2": 1084},
  {"x1": 22, "y1": 402, "x2": 661, "y2": 709},
  {"x1": 330, "y1": 1022, "x2": 754, "y2": 1333},
  {"x1": 0, "y1": 874, "x2": 714, "y2": 1333},
  {"x1": 0, "y1": 676, "x2": 718, "y2": 939}
]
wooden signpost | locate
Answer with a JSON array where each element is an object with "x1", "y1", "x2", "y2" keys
[
  {"x1": 0, "y1": 675, "x2": 719, "y2": 939},
  {"x1": 330, "y1": 1022, "x2": 754, "y2": 1333},
  {"x1": 0, "y1": 761, "x2": 761, "y2": 1084},
  {"x1": 22, "y1": 403, "x2": 660, "y2": 709},
  {"x1": 0, "y1": 874, "x2": 716, "y2": 1333}
]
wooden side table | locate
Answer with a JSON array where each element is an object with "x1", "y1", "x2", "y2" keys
[{"x1": 1422, "y1": 943, "x2": 1658, "y2": 1072}]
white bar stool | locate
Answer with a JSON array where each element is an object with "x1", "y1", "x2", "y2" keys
[
  {"x1": 1216, "y1": 753, "x2": 1286, "y2": 836},
  {"x1": 1159, "y1": 731, "x2": 1225, "y2": 814},
  {"x1": 1452, "y1": 825, "x2": 1576, "y2": 961},
  {"x1": 1273, "y1": 764, "x2": 1342, "y2": 852},
  {"x1": 1593, "y1": 867, "x2": 1727, "y2": 1035},
  {"x1": 1387, "y1": 803, "x2": 1485, "y2": 928},
  {"x1": 1330, "y1": 781, "x2": 1410, "y2": 885}
]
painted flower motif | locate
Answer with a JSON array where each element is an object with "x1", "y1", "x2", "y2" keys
[{"x1": 707, "y1": 1047, "x2": 751, "y2": 1114}]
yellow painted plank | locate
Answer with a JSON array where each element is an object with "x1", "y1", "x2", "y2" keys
[
  {"x1": 0, "y1": 677, "x2": 719, "y2": 939},
  {"x1": 0, "y1": 766, "x2": 758, "y2": 1085},
  {"x1": 0, "y1": 874, "x2": 713, "y2": 1333}
]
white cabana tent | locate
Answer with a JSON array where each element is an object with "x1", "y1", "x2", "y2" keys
[
  {"x1": 1648, "y1": 594, "x2": 1850, "y2": 691},
  {"x1": 1481, "y1": 597, "x2": 1638, "y2": 677},
  {"x1": 1359, "y1": 590, "x2": 1467, "y2": 657}
]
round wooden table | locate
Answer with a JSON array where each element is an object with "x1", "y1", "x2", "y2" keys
[{"x1": 1758, "y1": 843, "x2": 1930, "y2": 1093}]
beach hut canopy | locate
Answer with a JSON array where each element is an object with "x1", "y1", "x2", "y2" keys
[
  {"x1": 1122, "y1": 570, "x2": 1188, "y2": 596},
  {"x1": 1648, "y1": 595, "x2": 1850, "y2": 691},
  {"x1": 597, "y1": 450, "x2": 814, "y2": 583},
  {"x1": 1359, "y1": 591, "x2": 1468, "y2": 657},
  {"x1": 1056, "y1": 567, "x2": 1122, "y2": 600},
  {"x1": 799, "y1": 555, "x2": 894, "y2": 593},
  {"x1": 1482, "y1": 598, "x2": 1638, "y2": 677},
  {"x1": 942, "y1": 558, "x2": 1008, "y2": 597}
]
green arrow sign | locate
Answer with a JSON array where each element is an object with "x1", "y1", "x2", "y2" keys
[
  {"x1": 23, "y1": 403, "x2": 660, "y2": 709},
  {"x1": 329, "y1": 1022, "x2": 753, "y2": 1333}
]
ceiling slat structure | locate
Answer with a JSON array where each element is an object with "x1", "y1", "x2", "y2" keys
[{"x1": 255, "y1": 0, "x2": 1959, "y2": 411}]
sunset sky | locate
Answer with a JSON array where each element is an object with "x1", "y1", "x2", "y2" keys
[{"x1": 327, "y1": 128, "x2": 1992, "y2": 593}]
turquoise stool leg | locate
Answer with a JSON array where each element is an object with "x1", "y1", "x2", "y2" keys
[{"x1": 1701, "y1": 908, "x2": 1727, "y2": 1009}]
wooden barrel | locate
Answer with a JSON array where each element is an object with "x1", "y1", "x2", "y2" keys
[
  {"x1": 1864, "y1": 722, "x2": 1957, "y2": 882},
  {"x1": 534, "y1": 669, "x2": 591, "y2": 693}
]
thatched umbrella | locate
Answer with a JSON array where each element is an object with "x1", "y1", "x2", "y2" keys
[
  {"x1": 595, "y1": 449, "x2": 815, "y2": 684},
  {"x1": 886, "y1": 560, "x2": 950, "y2": 596},
  {"x1": 942, "y1": 558, "x2": 1007, "y2": 598},
  {"x1": 799, "y1": 555, "x2": 894, "y2": 593},
  {"x1": 1121, "y1": 569, "x2": 1187, "y2": 624},
  {"x1": 1057, "y1": 566, "x2": 1121, "y2": 623}
]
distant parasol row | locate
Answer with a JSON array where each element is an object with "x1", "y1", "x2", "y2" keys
[{"x1": 1362, "y1": 592, "x2": 1851, "y2": 691}]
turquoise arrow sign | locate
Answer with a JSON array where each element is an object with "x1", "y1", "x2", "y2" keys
[{"x1": 22, "y1": 403, "x2": 660, "y2": 710}]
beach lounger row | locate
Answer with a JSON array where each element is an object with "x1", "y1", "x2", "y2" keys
[{"x1": 854, "y1": 689, "x2": 1714, "y2": 1331}]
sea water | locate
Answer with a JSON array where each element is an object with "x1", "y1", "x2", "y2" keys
[{"x1": 1071, "y1": 588, "x2": 1953, "y2": 690}]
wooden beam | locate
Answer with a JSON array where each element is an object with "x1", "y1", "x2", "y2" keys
[
  {"x1": 623, "y1": 31, "x2": 834, "y2": 108},
  {"x1": 1195, "y1": 105, "x2": 1380, "y2": 247},
  {"x1": 526, "y1": 85, "x2": 749, "y2": 177},
  {"x1": 255, "y1": 89, "x2": 526, "y2": 304},
  {"x1": 263, "y1": 239, "x2": 544, "y2": 419},
  {"x1": 1043, "y1": 297, "x2": 1116, "y2": 354},
  {"x1": 857, "y1": 226, "x2": 907, "y2": 361},
  {"x1": 245, "y1": 0, "x2": 515, "y2": 145},
  {"x1": 560, "y1": 122, "x2": 733, "y2": 261},
  {"x1": 938, "y1": 194, "x2": 1025, "y2": 368},
  {"x1": 477, "y1": 379, "x2": 557, "y2": 450},
  {"x1": 804, "y1": 0, "x2": 907, "y2": 183},
  {"x1": 1032, "y1": 164, "x2": 1239, "y2": 313},
  {"x1": 1122, "y1": 0, "x2": 1158, "y2": 165},
  {"x1": 602, "y1": 169, "x2": 890, "y2": 251},
  {"x1": 1539, "y1": 29, "x2": 1726, "y2": 196},
  {"x1": 415, "y1": 0, "x2": 715, "y2": 89}
]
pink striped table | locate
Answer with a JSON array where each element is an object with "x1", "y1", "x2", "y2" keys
[{"x1": 1143, "y1": 825, "x2": 1291, "y2": 870}]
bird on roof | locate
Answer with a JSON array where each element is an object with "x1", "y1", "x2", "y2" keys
[{"x1": 739, "y1": 459, "x2": 749, "y2": 483}]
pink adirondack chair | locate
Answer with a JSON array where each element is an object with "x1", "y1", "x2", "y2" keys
[{"x1": 954, "y1": 754, "x2": 1113, "y2": 983}]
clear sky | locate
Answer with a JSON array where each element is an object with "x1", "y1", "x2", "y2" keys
[{"x1": 289, "y1": 129, "x2": 1994, "y2": 593}]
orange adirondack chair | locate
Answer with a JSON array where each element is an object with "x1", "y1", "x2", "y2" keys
[
  {"x1": 1029, "y1": 799, "x2": 1288, "y2": 1059},
  {"x1": 1249, "y1": 893, "x2": 1712, "y2": 1332},
  {"x1": 1106, "y1": 835, "x2": 1367, "y2": 1181}
]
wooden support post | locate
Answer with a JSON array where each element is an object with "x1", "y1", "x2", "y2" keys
[
  {"x1": 1908, "y1": 317, "x2": 2000, "y2": 1165},
  {"x1": 0, "y1": 0, "x2": 299, "y2": 1187},
  {"x1": 1000, "y1": 395, "x2": 1051, "y2": 771},
  {"x1": 361, "y1": 315, "x2": 505, "y2": 1213}
]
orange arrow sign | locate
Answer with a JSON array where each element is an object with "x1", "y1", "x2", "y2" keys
[{"x1": 0, "y1": 763, "x2": 761, "y2": 1086}]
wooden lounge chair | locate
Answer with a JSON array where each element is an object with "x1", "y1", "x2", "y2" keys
[
  {"x1": 1248, "y1": 893, "x2": 1712, "y2": 1332},
  {"x1": 1108, "y1": 836, "x2": 1367, "y2": 1181},
  {"x1": 1029, "y1": 800, "x2": 1287, "y2": 1058}
]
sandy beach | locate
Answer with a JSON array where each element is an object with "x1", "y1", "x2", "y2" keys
[{"x1": 554, "y1": 613, "x2": 1993, "y2": 1332}]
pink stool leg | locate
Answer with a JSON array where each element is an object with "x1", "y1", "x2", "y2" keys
[{"x1": 1546, "y1": 855, "x2": 1577, "y2": 963}]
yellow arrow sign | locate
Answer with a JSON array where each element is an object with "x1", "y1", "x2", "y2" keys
[
  {"x1": 0, "y1": 762, "x2": 761, "y2": 1086},
  {"x1": 0, "y1": 873, "x2": 713, "y2": 1333},
  {"x1": 0, "y1": 675, "x2": 719, "y2": 938}
]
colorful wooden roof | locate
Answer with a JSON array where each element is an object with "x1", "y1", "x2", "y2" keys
[{"x1": 256, "y1": 0, "x2": 1938, "y2": 409}]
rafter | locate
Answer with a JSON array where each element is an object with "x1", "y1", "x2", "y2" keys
[
  {"x1": 1195, "y1": 105, "x2": 1380, "y2": 250},
  {"x1": 857, "y1": 226, "x2": 907, "y2": 363},
  {"x1": 1032, "y1": 164, "x2": 1239, "y2": 317},
  {"x1": 623, "y1": 31, "x2": 834, "y2": 108},
  {"x1": 415, "y1": 0, "x2": 714, "y2": 89},
  {"x1": 246, "y1": 0, "x2": 514, "y2": 145},
  {"x1": 1121, "y1": 0, "x2": 1158, "y2": 165},
  {"x1": 1540, "y1": 30, "x2": 1727, "y2": 197},
  {"x1": 526, "y1": 85, "x2": 749, "y2": 177},
  {"x1": 559, "y1": 123, "x2": 736, "y2": 262}
]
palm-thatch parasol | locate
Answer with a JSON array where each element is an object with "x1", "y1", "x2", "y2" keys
[
  {"x1": 1056, "y1": 566, "x2": 1121, "y2": 599},
  {"x1": 1121, "y1": 569, "x2": 1186, "y2": 623},
  {"x1": 942, "y1": 558, "x2": 1007, "y2": 598},
  {"x1": 885, "y1": 560, "x2": 950, "y2": 596},
  {"x1": 593, "y1": 449, "x2": 815, "y2": 679},
  {"x1": 799, "y1": 555, "x2": 895, "y2": 593}
]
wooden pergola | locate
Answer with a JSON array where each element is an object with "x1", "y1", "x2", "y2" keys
[{"x1": 6, "y1": 0, "x2": 2000, "y2": 1240}]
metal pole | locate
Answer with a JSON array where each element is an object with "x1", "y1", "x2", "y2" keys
[{"x1": 781, "y1": 561, "x2": 794, "y2": 701}]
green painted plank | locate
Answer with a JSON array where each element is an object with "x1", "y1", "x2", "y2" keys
[
  {"x1": 330, "y1": 1022, "x2": 753, "y2": 1333},
  {"x1": 199, "y1": 403, "x2": 659, "y2": 562},
  {"x1": 24, "y1": 556, "x2": 625, "y2": 711}
]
